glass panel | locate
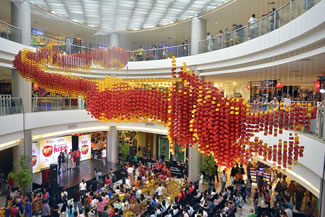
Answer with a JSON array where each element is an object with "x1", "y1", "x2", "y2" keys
[
  {"x1": 0, "y1": 20, "x2": 21, "y2": 43},
  {"x1": 32, "y1": 97, "x2": 85, "y2": 112},
  {"x1": 0, "y1": 97, "x2": 23, "y2": 116}
]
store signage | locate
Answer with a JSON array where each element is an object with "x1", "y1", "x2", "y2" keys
[
  {"x1": 78, "y1": 134, "x2": 91, "y2": 161},
  {"x1": 31, "y1": 28, "x2": 44, "y2": 36},
  {"x1": 32, "y1": 136, "x2": 72, "y2": 173},
  {"x1": 32, "y1": 134, "x2": 92, "y2": 173}
]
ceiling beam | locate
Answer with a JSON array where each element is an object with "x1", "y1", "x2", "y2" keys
[
  {"x1": 112, "y1": 0, "x2": 120, "y2": 30},
  {"x1": 175, "y1": 0, "x2": 194, "y2": 21},
  {"x1": 140, "y1": 0, "x2": 157, "y2": 29},
  {"x1": 127, "y1": 0, "x2": 138, "y2": 30},
  {"x1": 43, "y1": 0, "x2": 53, "y2": 11},
  {"x1": 99, "y1": 0, "x2": 103, "y2": 28},
  {"x1": 200, "y1": 0, "x2": 216, "y2": 15},
  {"x1": 157, "y1": 1, "x2": 177, "y2": 26},
  {"x1": 80, "y1": 0, "x2": 88, "y2": 24},
  {"x1": 61, "y1": 0, "x2": 71, "y2": 19}
]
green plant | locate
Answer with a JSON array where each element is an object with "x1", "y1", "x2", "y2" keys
[
  {"x1": 202, "y1": 154, "x2": 217, "y2": 178},
  {"x1": 118, "y1": 141, "x2": 129, "y2": 161},
  {"x1": 10, "y1": 156, "x2": 33, "y2": 193}
]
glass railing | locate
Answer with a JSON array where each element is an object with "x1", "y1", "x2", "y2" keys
[
  {"x1": 0, "y1": 20, "x2": 22, "y2": 43},
  {"x1": 0, "y1": 97, "x2": 23, "y2": 116},
  {"x1": 30, "y1": 34, "x2": 191, "y2": 61},
  {"x1": 127, "y1": 44, "x2": 191, "y2": 62},
  {"x1": 199, "y1": 0, "x2": 320, "y2": 53},
  {"x1": 32, "y1": 97, "x2": 86, "y2": 112},
  {"x1": 26, "y1": 0, "x2": 321, "y2": 62}
]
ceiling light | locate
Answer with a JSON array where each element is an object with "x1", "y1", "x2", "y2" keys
[{"x1": 51, "y1": 10, "x2": 56, "y2": 14}]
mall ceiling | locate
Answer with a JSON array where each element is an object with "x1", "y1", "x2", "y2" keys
[{"x1": 27, "y1": 0, "x2": 231, "y2": 31}]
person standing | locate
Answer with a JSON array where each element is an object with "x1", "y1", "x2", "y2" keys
[
  {"x1": 64, "y1": 150, "x2": 68, "y2": 172},
  {"x1": 61, "y1": 152, "x2": 66, "y2": 173},
  {"x1": 248, "y1": 14, "x2": 258, "y2": 39},
  {"x1": 102, "y1": 147, "x2": 107, "y2": 167},
  {"x1": 221, "y1": 170, "x2": 227, "y2": 193},
  {"x1": 68, "y1": 149, "x2": 73, "y2": 171},
  {"x1": 76, "y1": 148, "x2": 81, "y2": 168},
  {"x1": 42, "y1": 200, "x2": 51, "y2": 217},
  {"x1": 73, "y1": 150, "x2": 77, "y2": 168},
  {"x1": 207, "y1": 32, "x2": 214, "y2": 52},
  {"x1": 73, "y1": 188, "x2": 82, "y2": 214},
  {"x1": 198, "y1": 172, "x2": 204, "y2": 192},
  {"x1": 288, "y1": 181, "x2": 296, "y2": 203},
  {"x1": 58, "y1": 152, "x2": 62, "y2": 174}
]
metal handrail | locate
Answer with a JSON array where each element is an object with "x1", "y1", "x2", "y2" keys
[
  {"x1": 0, "y1": 19, "x2": 22, "y2": 31},
  {"x1": 199, "y1": 1, "x2": 291, "y2": 44}
]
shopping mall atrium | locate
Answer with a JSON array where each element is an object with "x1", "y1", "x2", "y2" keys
[{"x1": 0, "y1": 0, "x2": 324, "y2": 216}]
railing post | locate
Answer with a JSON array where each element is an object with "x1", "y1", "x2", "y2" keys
[
  {"x1": 6, "y1": 25, "x2": 9, "y2": 39},
  {"x1": 69, "y1": 98, "x2": 71, "y2": 110},
  {"x1": 289, "y1": 0, "x2": 293, "y2": 21}
]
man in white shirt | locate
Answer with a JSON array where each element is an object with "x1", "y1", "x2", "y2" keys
[
  {"x1": 127, "y1": 166, "x2": 134, "y2": 181},
  {"x1": 221, "y1": 170, "x2": 227, "y2": 193},
  {"x1": 155, "y1": 184, "x2": 166, "y2": 198},
  {"x1": 101, "y1": 147, "x2": 107, "y2": 166},
  {"x1": 248, "y1": 14, "x2": 258, "y2": 39},
  {"x1": 125, "y1": 177, "x2": 131, "y2": 190},
  {"x1": 136, "y1": 188, "x2": 142, "y2": 198},
  {"x1": 284, "y1": 204, "x2": 293, "y2": 217},
  {"x1": 79, "y1": 179, "x2": 87, "y2": 195}
]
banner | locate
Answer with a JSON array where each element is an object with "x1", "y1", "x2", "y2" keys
[
  {"x1": 159, "y1": 136, "x2": 170, "y2": 161},
  {"x1": 32, "y1": 142, "x2": 41, "y2": 173},
  {"x1": 33, "y1": 136, "x2": 72, "y2": 173},
  {"x1": 78, "y1": 134, "x2": 91, "y2": 161}
]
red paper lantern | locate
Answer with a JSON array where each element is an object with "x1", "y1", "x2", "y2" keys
[
  {"x1": 33, "y1": 83, "x2": 39, "y2": 91},
  {"x1": 276, "y1": 82, "x2": 283, "y2": 88},
  {"x1": 314, "y1": 80, "x2": 320, "y2": 93},
  {"x1": 246, "y1": 84, "x2": 251, "y2": 89}
]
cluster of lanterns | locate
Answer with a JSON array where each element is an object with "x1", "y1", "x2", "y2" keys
[{"x1": 13, "y1": 49, "x2": 317, "y2": 169}]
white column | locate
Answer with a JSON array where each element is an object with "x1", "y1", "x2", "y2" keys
[
  {"x1": 109, "y1": 33, "x2": 119, "y2": 48},
  {"x1": 11, "y1": 2, "x2": 32, "y2": 191},
  {"x1": 191, "y1": 17, "x2": 206, "y2": 55},
  {"x1": 11, "y1": 1, "x2": 32, "y2": 113},
  {"x1": 188, "y1": 145, "x2": 202, "y2": 182},
  {"x1": 11, "y1": 1, "x2": 31, "y2": 45},
  {"x1": 107, "y1": 127, "x2": 119, "y2": 163}
]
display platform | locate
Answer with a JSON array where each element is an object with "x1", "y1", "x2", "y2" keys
[{"x1": 33, "y1": 159, "x2": 120, "y2": 189}]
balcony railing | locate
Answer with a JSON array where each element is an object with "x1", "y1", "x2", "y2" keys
[
  {"x1": 198, "y1": 0, "x2": 320, "y2": 53},
  {"x1": 0, "y1": 96, "x2": 23, "y2": 116},
  {"x1": 0, "y1": 20, "x2": 21, "y2": 43},
  {"x1": 32, "y1": 97, "x2": 86, "y2": 112}
]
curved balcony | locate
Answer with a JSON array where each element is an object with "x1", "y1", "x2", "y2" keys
[{"x1": 0, "y1": 0, "x2": 324, "y2": 78}]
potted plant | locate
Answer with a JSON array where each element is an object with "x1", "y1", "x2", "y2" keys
[
  {"x1": 9, "y1": 156, "x2": 33, "y2": 193},
  {"x1": 202, "y1": 154, "x2": 217, "y2": 180}
]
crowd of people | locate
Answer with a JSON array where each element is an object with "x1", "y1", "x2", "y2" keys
[
  {"x1": 1, "y1": 158, "x2": 318, "y2": 217},
  {"x1": 57, "y1": 149, "x2": 82, "y2": 175},
  {"x1": 129, "y1": 41, "x2": 189, "y2": 62}
]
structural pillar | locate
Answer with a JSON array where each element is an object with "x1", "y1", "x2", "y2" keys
[
  {"x1": 109, "y1": 33, "x2": 119, "y2": 48},
  {"x1": 11, "y1": 1, "x2": 32, "y2": 113},
  {"x1": 190, "y1": 17, "x2": 206, "y2": 55},
  {"x1": 11, "y1": 1, "x2": 33, "y2": 192},
  {"x1": 188, "y1": 145, "x2": 202, "y2": 182},
  {"x1": 107, "y1": 127, "x2": 119, "y2": 164}
]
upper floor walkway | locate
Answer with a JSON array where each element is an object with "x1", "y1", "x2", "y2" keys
[{"x1": 0, "y1": 0, "x2": 324, "y2": 78}]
